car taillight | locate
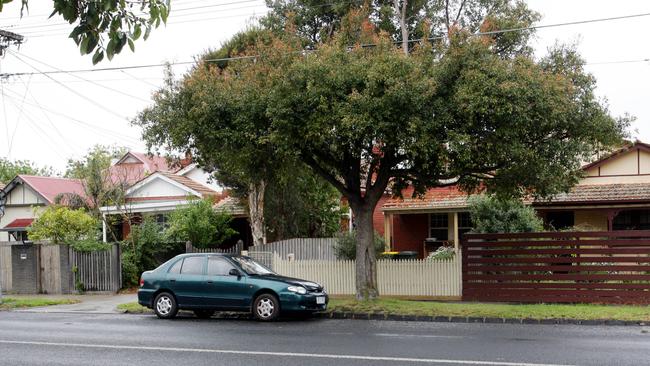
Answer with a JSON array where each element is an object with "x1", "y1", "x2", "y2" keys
[{"x1": 139, "y1": 278, "x2": 144, "y2": 287}]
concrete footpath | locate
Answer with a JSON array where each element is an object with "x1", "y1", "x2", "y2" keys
[{"x1": 10, "y1": 294, "x2": 137, "y2": 314}]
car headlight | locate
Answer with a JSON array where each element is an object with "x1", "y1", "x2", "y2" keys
[{"x1": 287, "y1": 286, "x2": 307, "y2": 295}]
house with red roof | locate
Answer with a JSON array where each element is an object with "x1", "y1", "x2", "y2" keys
[
  {"x1": 99, "y1": 154, "x2": 250, "y2": 248},
  {"x1": 0, "y1": 175, "x2": 86, "y2": 242},
  {"x1": 382, "y1": 141, "x2": 650, "y2": 258}
]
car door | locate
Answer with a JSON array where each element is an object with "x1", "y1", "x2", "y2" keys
[
  {"x1": 206, "y1": 256, "x2": 251, "y2": 309},
  {"x1": 167, "y1": 256, "x2": 207, "y2": 307}
]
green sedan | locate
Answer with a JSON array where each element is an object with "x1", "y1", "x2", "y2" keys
[{"x1": 138, "y1": 253, "x2": 328, "y2": 321}]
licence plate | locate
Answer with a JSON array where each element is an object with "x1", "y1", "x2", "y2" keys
[{"x1": 316, "y1": 296, "x2": 326, "y2": 305}]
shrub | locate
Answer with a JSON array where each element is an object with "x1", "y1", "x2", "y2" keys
[
  {"x1": 334, "y1": 230, "x2": 385, "y2": 260},
  {"x1": 468, "y1": 195, "x2": 544, "y2": 233},
  {"x1": 29, "y1": 205, "x2": 102, "y2": 248},
  {"x1": 121, "y1": 216, "x2": 172, "y2": 287},
  {"x1": 166, "y1": 198, "x2": 237, "y2": 249},
  {"x1": 426, "y1": 246, "x2": 456, "y2": 260}
]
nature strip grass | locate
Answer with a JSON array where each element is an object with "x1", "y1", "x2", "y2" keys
[
  {"x1": 0, "y1": 298, "x2": 80, "y2": 310},
  {"x1": 328, "y1": 297, "x2": 650, "y2": 322},
  {"x1": 117, "y1": 297, "x2": 650, "y2": 322}
]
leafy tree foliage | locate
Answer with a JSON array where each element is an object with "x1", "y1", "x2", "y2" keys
[
  {"x1": 166, "y1": 198, "x2": 237, "y2": 249},
  {"x1": 121, "y1": 216, "x2": 170, "y2": 287},
  {"x1": 265, "y1": 166, "x2": 343, "y2": 242},
  {"x1": 263, "y1": 0, "x2": 539, "y2": 57},
  {"x1": 0, "y1": 158, "x2": 55, "y2": 183},
  {"x1": 468, "y1": 195, "x2": 543, "y2": 233},
  {"x1": 3, "y1": 0, "x2": 170, "y2": 64},
  {"x1": 29, "y1": 205, "x2": 98, "y2": 244},
  {"x1": 137, "y1": 6, "x2": 626, "y2": 299},
  {"x1": 334, "y1": 230, "x2": 385, "y2": 260}
]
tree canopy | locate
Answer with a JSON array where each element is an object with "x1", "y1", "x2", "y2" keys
[
  {"x1": 136, "y1": 4, "x2": 627, "y2": 300},
  {"x1": 3, "y1": 0, "x2": 170, "y2": 63},
  {"x1": 0, "y1": 158, "x2": 54, "y2": 183},
  {"x1": 29, "y1": 205, "x2": 97, "y2": 244}
]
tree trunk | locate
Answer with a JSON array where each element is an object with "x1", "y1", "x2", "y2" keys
[
  {"x1": 351, "y1": 204, "x2": 379, "y2": 300},
  {"x1": 248, "y1": 180, "x2": 266, "y2": 246}
]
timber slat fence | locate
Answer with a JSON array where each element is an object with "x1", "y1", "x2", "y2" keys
[
  {"x1": 272, "y1": 255, "x2": 462, "y2": 297},
  {"x1": 70, "y1": 244, "x2": 121, "y2": 292},
  {"x1": 0, "y1": 244, "x2": 11, "y2": 292},
  {"x1": 461, "y1": 230, "x2": 650, "y2": 304},
  {"x1": 249, "y1": 238, "x2": 337, "y2": 261}
]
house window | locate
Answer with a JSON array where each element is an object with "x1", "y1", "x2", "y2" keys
[
  {"x1": 613, "y1": 210, "x2": 650, "y2": 230},
  {"x1": 429, "y1": 213, "x2": 448, "y2": 241},
  {"x1": 9, "y1": 231, "x2": 28, "y2": 242},
  {"x1": 546, "y1": 211, "x2": 575, "y2": 230},
  {"x1": 154, "y1": 214, "x2": 169, "y2": 231},
  {"x1": 458, "y1": 212, "x2": 473, "y2": 237}
]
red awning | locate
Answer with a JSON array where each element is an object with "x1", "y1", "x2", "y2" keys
[{"x1": 0, "y1": 218, "x2": 34, "y2": 231}]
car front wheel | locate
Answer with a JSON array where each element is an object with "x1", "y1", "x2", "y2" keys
[
  {"x1": 253, "y1": 293, "x2": 280, "y2": 321},
  {"x1": 154, "y1": 292, "x2": 178, "y2": 319}
]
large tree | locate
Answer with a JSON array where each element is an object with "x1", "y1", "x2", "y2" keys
[
  {"x1": 2, "y1": 0, "x2": 170, "y2": 63},
  {"x1": 137, "y1": 5, "x2": 627, "y2": 299},
  {"x1": 0, "y1": 158, "x2": 54, "y2": 183}
]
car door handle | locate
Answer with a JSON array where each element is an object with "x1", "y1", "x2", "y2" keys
[
  {"x1": 207, "y1": 280, "x2": 213, "y2": 284},
  {"x1": 169, "y1": 279, "x2": 176, "y2": 283}
]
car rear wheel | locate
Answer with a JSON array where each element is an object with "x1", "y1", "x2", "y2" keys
[
  {"x1": 253, "y1": 293, "x2": 280, "y2": 321},
  {"x1": 194, "y1": 310, "x2": 215, "y2": 319},
  {"x1": 154, "y1": 292, "x2": 178, "y2": 319}
]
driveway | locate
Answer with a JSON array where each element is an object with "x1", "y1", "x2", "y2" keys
[{"x1": 14, "y1": 294, "x2": 137, "y2": 314}]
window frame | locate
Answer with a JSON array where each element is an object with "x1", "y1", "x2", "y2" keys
[
  {"x1": 179, "y1": 256, "x2": 205, "y2": 276},
  {"x1": 428, "y1": 213, "x2": 449, "y2": 241}
]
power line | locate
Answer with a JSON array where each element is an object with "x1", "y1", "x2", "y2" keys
[
  {"x1": 3, "y1": 10, "x2": 650, "y2": 78},
  {"x1": 7, "y1": 74, "x2": 31, "y2": 157},
  {"x1": 9, "y1": 51, "x2": 131, "y2": 120},
  {"x1": 1, "y1": 86, "x2": 143, "y2": 145},
  {"x1": 7, "y1": 49, "x2": 151, "y2": 103}
]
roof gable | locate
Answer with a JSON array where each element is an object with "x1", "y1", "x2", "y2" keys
[
  {"x1": 125, "y1": 172, "x2": 221, "y2": 200},
  {"x1": 2, "y1": 175, "x2": 86, "y2": 204},
  {"x1": 582, "y1": 141, "x2": 650, "y2": 172}
]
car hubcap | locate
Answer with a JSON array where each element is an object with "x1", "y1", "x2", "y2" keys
[
  {"x1": 157, "y1": 296, "x2": 172, "y2": 315},
  {"x1": 256, "y1": 298, "x2": 275, "y2": 318}
]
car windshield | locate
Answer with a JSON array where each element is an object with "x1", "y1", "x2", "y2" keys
[{"x1": 231, "y1": 256, "x2": 275, "y2": 275}]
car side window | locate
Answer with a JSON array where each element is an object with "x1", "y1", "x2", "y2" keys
[
  {"x1": 168, "y1": 259, "x2": 183, "y2": 274},
  {"x1": 180, "y1": 256, "x2": 204, "y2": 275},
  {"x1": 207, "y1": 257, "x2": 235, "y2": 276}
]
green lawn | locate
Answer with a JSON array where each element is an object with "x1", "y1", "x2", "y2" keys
[
  {"x1": 0, "y1": 297, "x2": 79, "y2": 310},
  {"x1": 329, "y1": 297, "x2": 650, "y2": 321},
  {"x1": 117, "y1": 297, "x2": 650, "y2": 321},
  {"x1": 117, "y1": 302, "x2": 150, "y2": 314}
]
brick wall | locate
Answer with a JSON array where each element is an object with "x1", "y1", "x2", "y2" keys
[
  {"x1": 391, "y1": 213, "x2": 428, "y2": 258},
  {"x1": 11, "y1": 245, "x2": 39, "y2": 294}
]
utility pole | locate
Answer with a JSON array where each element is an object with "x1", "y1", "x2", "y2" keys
[{"x1": 0, "y1": 29, "x2": 23, "y2": 303}]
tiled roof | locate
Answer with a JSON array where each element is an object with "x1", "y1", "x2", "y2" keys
[
  {"x1": 18, "y1": 175, "x2": 86, "y2": 204},
  {"x1": 109, "y1": 152, "x2": 180, "y2": 186},
  {"x1": 1, "y1": 218, "x2": 34, "y2": 230},
  {"x1": 383, "y1": 186, "x2": 471, "y2": 211},
  {"x1": 158, "y1": 171, "x2": 222, "y2": 198},
  {"x1": 535, "y1": 183, "x2": 650, "y2": 205},
  {"x1": 383, "y1": 183, "x2": 650, "y2": 211},
  {"x1": 213, "y1": 196, "x2": 247, "y2": 217}
]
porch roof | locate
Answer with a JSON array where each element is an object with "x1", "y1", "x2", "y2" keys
[
  {"x1": 0, "y1": 218, "x2": 34, "y2": 231},
  {"x1": 382, "y1": 183, "x2": 650, "y2": 212}
]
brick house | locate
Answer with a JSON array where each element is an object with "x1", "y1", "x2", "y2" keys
[{"x1": 382, "y1": 141, "x2": 650, "y2": 258}]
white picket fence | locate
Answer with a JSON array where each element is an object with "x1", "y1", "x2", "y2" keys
[{"x1": 272, "y1": 255, "x2": 462, "y2": 298}]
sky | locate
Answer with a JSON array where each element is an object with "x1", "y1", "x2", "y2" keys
[{"x1": 0, "y1": 0, "x2": 648, "y2": 173}]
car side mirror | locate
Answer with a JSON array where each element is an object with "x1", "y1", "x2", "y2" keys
[{"x1": 229, "y1": 268, "x2": 242, "y2": 277}]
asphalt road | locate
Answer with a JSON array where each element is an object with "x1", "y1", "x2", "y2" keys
[{"x1": 0, "y1": 312, "x2": 648, "y2": 366}]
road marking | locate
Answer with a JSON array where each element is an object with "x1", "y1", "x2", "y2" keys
[
  {"x1": 0, "y1": 339, "x2": 575, "y2": 366},
  {"x1": 375, "y1": 333, "x2": 465, "y2": 339}
]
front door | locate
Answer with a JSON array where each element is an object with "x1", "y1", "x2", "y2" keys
[
  {"x1": 206, "y1": 256, "x2": 251, "y2": 309},
  {"x1": 167, "y1": 256, "x2": 207, "y2": 307}
]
